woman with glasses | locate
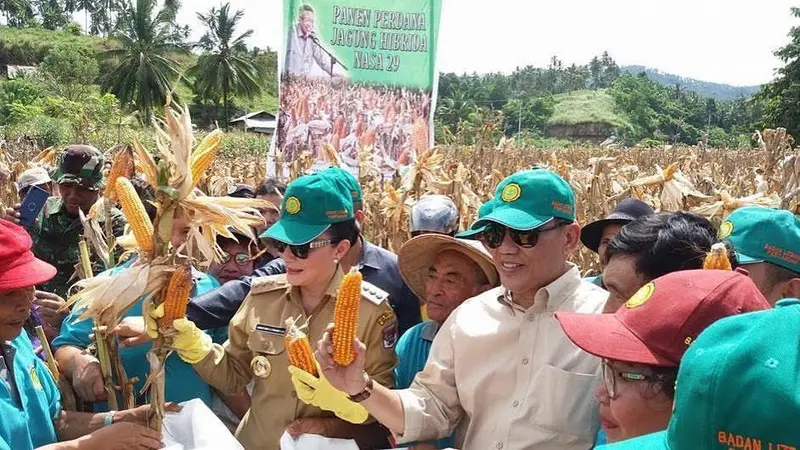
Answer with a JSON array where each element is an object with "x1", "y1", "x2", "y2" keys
[
  {"x1": 555, "y1": 269, "x2": 769, "y2": 445},
  {"x1": 164, "y1": 172, "x2": 400, "y2": 449}
]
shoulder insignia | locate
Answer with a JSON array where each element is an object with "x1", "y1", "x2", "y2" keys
[
  {"x1": 251, "y1": 274, "x2": 289, "y2": 295},
  {"x1": 361, "y1": 281, "x2": 388, "y2": 305}
]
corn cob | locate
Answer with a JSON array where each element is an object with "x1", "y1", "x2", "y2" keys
[
  {"x1": 332, "y1": 269, "x2": 362, "y2": 366},
  {"x1": 190, "y1": 130, "x2": 223, "y2": 188},
  {"x1": 662, "y1": 162, "x2": 679, "y2": 182},
  {"x1": 161, "y1": 265, "x2": 193, "y2": 328},
  {"x1": 105, "y1": 147, "x2": 135, "y2": 201},
  {"x1": 115, "y1": 177, "x2": 154, "y2": 254},
  {"x1": 284, "y1": 317, "x2": 317, "y2": 376},
  {"x1": 703, "y1": 242, "x2": 733, "y2": 271}
]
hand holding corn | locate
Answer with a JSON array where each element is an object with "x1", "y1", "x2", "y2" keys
[{"x1": 315, "y1": 323, "x2": 370, "y2": 398}]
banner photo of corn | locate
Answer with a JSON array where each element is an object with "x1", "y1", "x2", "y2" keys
[{"x1": 273, "y1": 0, "x2": 443, "y2": 176}]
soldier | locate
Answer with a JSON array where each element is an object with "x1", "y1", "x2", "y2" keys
[
  {"x1": 5, "y1": 145, "x2": 126, "y2": 298},
  {"x1": 165, "y1": 172, "x2": 399, "y2": 449}
]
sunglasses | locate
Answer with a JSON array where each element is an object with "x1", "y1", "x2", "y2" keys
[
  {"x1": 272, "y1": 239, "x2": 332, "y2": 259},
  {"x1": 220, "y1": 251, "x2": 252, "y2": 266},
  {"x1": 480, "y1": 221, "x2": 566, "y2": 249}
]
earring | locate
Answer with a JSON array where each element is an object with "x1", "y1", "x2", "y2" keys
[{"x1": 334, "y1": 258, "x2": 340, "y2": 265}]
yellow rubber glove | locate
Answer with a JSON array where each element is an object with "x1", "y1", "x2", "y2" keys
[
  {"x1": 171, "y1": 318, "x2": 213, "y2": 364},
  {"x1": 145, "y1": 303, "x2": 163, "y2": 339},
  {"x1": 288, "y1": 362, "x2": 369, "y2": 424}
]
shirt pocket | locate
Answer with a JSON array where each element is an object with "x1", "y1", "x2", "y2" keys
[
  {"x1": 529, "y1": 364, "x2": 599, "y2": 438},
  {"x1": 247, "y1": 331, "x2": 286, "y2": 357}
]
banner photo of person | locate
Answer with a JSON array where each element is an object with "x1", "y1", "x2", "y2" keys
[{"x1": 273, "y1": 0, "x2": 443, "y2": 177}]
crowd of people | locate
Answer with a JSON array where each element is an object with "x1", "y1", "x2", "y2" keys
[
  {"x1": 277, "y1": 76, "x2": 432, "y2": 171},
  {"x1": 0, "y1": 143, "x2": 799, "y2": 450}
]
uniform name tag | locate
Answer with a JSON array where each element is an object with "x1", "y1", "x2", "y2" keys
[{"x1": 255, "y1": 324, "x2": 286, "y2": 336}]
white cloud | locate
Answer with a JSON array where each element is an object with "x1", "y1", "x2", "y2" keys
[{"x1": 174, "y1": 0, "x2": 795, "y2": 86}]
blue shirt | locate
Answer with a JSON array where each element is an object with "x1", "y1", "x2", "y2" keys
[
  {"x1": 188, "y1": 238, "x2": 422, "y2": 335},
  {"x1": 0, "y1": 333, "x2": 61, "y2": 450},
  {"x1": 394, "y1": 321, "x2": 456, "y2": 449},
  {"x1": 54, "y1": 261, "x2": 222, "y2": 410}
]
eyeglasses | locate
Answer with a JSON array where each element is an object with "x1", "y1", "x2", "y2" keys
[
  {"x1": 272, "y1": 239, "x2": 332, "y2": 259},
  {"x1": 601, "y1": 359, "x2": 667, "y2": 399},
  {"x1": 220, "y1": 251, "x2": 252, "y2": 266},
  {"x1": 480, "y1": 221, "x2": 566, "y2": 249}
]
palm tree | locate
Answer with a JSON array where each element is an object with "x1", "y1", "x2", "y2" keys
[
  {"x1": 188, "y1": 2, "x2": 262, "y2": 129},
  {"x1": 102, "y1": 0, "x2": 188, "y2": 123},
  {"x1": 0, "y1": 0, "x2": 30, "y2": 25},
  {"x1": 65, "y1": 0, "x2": 95, "y2": 32}
]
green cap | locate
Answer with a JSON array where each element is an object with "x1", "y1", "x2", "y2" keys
[
  {"x1": 261, "y1": 172, "x2": 353, "y2": 244},
  {"x1": 457, "y1": 169, "x2": 575, "y2": 238},
  {"x1": 52, "y1": 145, "x2": 105, "y2": 190},
  {"x1": 597, "y1": 299, "x2": 800, "y2": 450},
  {"x1": 320, "y1": 167, "x2": 363, "y2": 207},
  {"x1": 720, "y1": 206, "x2": 800, "y2": 273}
]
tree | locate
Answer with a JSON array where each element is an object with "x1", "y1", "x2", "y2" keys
[
  {"x1": 66, "y1": 0, "x2": 95, "y2": 32},
  {"x1": 40, "y1": 42, "x2": 99, "y2": 100},
  {"x1": 34, "y1": 0, "x2": 70, "y2": 29},
  {"x1": 102, "y1": 0, "x2": 188, "y2": 123},
  {"x1": 188, "y1": 2, "x2": 262, "y2": 129},
  {"x1": 755, "y1": 7, "x2": 800, "y2": 138},
  {"x1": 0, "y1": 0, "x2": 31, "y2": 25}
]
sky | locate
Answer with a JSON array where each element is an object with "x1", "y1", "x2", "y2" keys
[{"x1": 176, "y1": 0, "x2": 798, "y2": 87}]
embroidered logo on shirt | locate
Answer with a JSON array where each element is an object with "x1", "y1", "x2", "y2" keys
[
  {"x1": 29, "y1": 364, "x2": 43, "y2": 391},
  {"x1": 718, "y1": 220, "x2": 734, "y2": 239},
  {"x1": 382, "y1": 323, "x2": 398, "y2": 349},
  {"x1": 625, "y1": 282, "x2": 655, "y2": 309}
]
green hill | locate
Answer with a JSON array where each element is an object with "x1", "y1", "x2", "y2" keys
[
  {"x1": 547, "y1": 89, "x2": 628, "y2": 128},
  {"x1": 0, "y1": 26, "x2": 118, "y2": 67}
]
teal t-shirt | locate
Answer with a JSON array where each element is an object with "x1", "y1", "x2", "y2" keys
[
  {"x1": 0, "y1": 333, "x2": 61, "y2": 450},
  {"x1": 394, "y1": 321, "x2": 456, "y2": 449},
  {"x1": 53, "y1": 260, "x2": 223, "y2": 411}
]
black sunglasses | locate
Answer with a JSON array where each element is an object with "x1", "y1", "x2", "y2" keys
[
  {"x1": 272, "y1": 239, "x2": 332, "y2": 259},
  {"x1": 480, "y1": 221, "x2": 566, "y2": 249}
]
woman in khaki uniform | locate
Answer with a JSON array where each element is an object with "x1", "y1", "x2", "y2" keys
[{"x1": 168, "y1": 172, "x2": 399, "y2": 449}]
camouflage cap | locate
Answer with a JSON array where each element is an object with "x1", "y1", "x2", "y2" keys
[{"x1": 52, "y1": 145, "x2": 105, "y2": 190}]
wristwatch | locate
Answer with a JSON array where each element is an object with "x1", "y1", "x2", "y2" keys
[
  {"x1": 103, "y1": 410, "x2": 116, "y2": 427},
  {"x1": 347, "y1": 374, "x2": 374, "y2": 403}
]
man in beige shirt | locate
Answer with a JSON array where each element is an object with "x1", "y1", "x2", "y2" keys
[{"x1": 316, "y1": 168, "x2": 608, "y2": 450}]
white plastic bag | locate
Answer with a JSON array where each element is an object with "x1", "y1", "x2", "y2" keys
[
  {"x1": 279, "y1": 431, "x2": 358, "y2": 450},
  {"x1": 161, "y1": 399, "x2": 243, "y2": 450}
]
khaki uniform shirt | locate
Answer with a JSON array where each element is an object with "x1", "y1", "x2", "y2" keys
[
  {"x1": 193, "y1": 269, "x2": 398, "y2": 450},
  {"x1": 396, "y1": 264, "x2": 608, "y2": 450}
]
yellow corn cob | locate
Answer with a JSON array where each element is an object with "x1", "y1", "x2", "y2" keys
[
  {"x1": 333, "y1": 269, "x2": 362, "y2": 366},
  {"x1": 662, "y1": 162, "x2": 679, "y2": 182},
  {"x1": 115, "y1": 177, "x2": 154, "y2": 254},
  {"x1": 284, "y1": 318, "x2": 317, "y2": 376},
  {"x1": 190, "y1": 130, "x2": 223, "y2": 188},
  {"x1": 703, "y1": 242, "x2": 733, "y2": 271},
  {"x1": 105, "y1": 147, "x2": 135, "y2": 201},
  {"x1": 162, "y1": 265, "x2": 193, "y2": 328}
]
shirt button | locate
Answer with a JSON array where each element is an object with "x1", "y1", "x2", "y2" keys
[
  {"x1": 522, "y1": 357, "x2": 529, "y2": 365},
  {"x1": 527, "y1": 314, "x2": 535, "y2": 322},
  {"x1": 512, "y1": 400, "x2": 519, "y2": 407},
  {"x1": 496, "y1": 442, "x2": 504, "y2": 449}
]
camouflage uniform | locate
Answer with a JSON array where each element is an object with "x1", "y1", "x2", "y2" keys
[{"x1": 29, "y1": 146, "x2": 126, "y2": 297}]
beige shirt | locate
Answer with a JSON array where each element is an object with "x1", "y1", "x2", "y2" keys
[
  {"x1": 193, "y1": 269, "x2": 398, "y2": 450},
  {"x1": 396, "y1": 264, "x2": 608, "y2": 450}
]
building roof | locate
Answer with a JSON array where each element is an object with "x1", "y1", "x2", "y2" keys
[{"x1": 230, "y1": 110, "x2": 276, "y2": 123}]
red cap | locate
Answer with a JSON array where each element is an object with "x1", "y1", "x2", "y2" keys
[
  {"x1": 555, "y1": 270, "x2": 771, "y2": 367},
  {"x1": 0, "y1": 219, "x2": 57, "y2": 291}
]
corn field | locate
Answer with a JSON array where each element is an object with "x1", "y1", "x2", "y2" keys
[{"x1": 2, "y1": 127, "x2": 799, "y2": 275}]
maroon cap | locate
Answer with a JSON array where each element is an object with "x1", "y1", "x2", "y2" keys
[
  {"x1": 555, "y1": 270, "x2": 771, "y2": 367},
  {"x1": 0, "y1": 219, "x2": 57, "y2": 291}
]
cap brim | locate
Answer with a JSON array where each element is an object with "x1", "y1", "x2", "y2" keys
[
  {"x1": 261, "y1": 218, "x2": 329, "y2": 245},
  {"x1": 398, "y1": 235, "x2": 499, "y2": 300},
  {"x1": 472, "y1": 208, "x2": 555, "y2": 231},
  {"x1": 580, "y1": 218, "x2": 633, "y2": 253},
  {"x1": 456, "y1": 226, "x2": 485, "y2": 239},
  {"x1": 0, "y1": 257, "x2": 57, "y2": 291},
  {"x1": 555, "y1": 312, "x2": 677, "y2": 366},
  {"x1": 596, "y1": 430, "x2": 668, "y2": 449},
  {"x1": 736, "y1": 251, "x2": 764, "y2": 265}
]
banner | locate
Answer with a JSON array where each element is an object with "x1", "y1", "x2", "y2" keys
[{"x1": 276, "y1": 0, "x2": 442, "y2": 174}]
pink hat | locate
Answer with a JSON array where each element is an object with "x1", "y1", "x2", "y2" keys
[{"x1": 0, "y1": 219, "x2": 57, "y2": 291}]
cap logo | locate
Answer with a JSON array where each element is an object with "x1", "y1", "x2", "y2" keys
[
  {"x1": 718, "y1": 220, "x2": 734, "y2": 239},
  {"x1": 625, "y1": 282, "x2": 655, "y2": 309},
  {"x1": 501, "y1": 183, "x2": 522, "y2": 202},
  {"x1": 552, "y1": 201, "x2": 573, "y2": 215},
  {"x1": 326, "y1": 209, "x2": 349, "y2": 220},
  {"x1": 285, "y1": 197, "x2": 301, "y2": 215},
  {"x1": 764, "y1": 243, "x2": 800, "y2": 266}
]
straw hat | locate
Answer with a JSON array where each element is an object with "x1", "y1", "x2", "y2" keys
[{"x1": 398, "y1": 234, "x2": 499, "y2": 301}]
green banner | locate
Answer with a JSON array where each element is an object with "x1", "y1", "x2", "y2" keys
[{"x1": 277, "y1": 0, "x2": 442, "y2": 171}]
